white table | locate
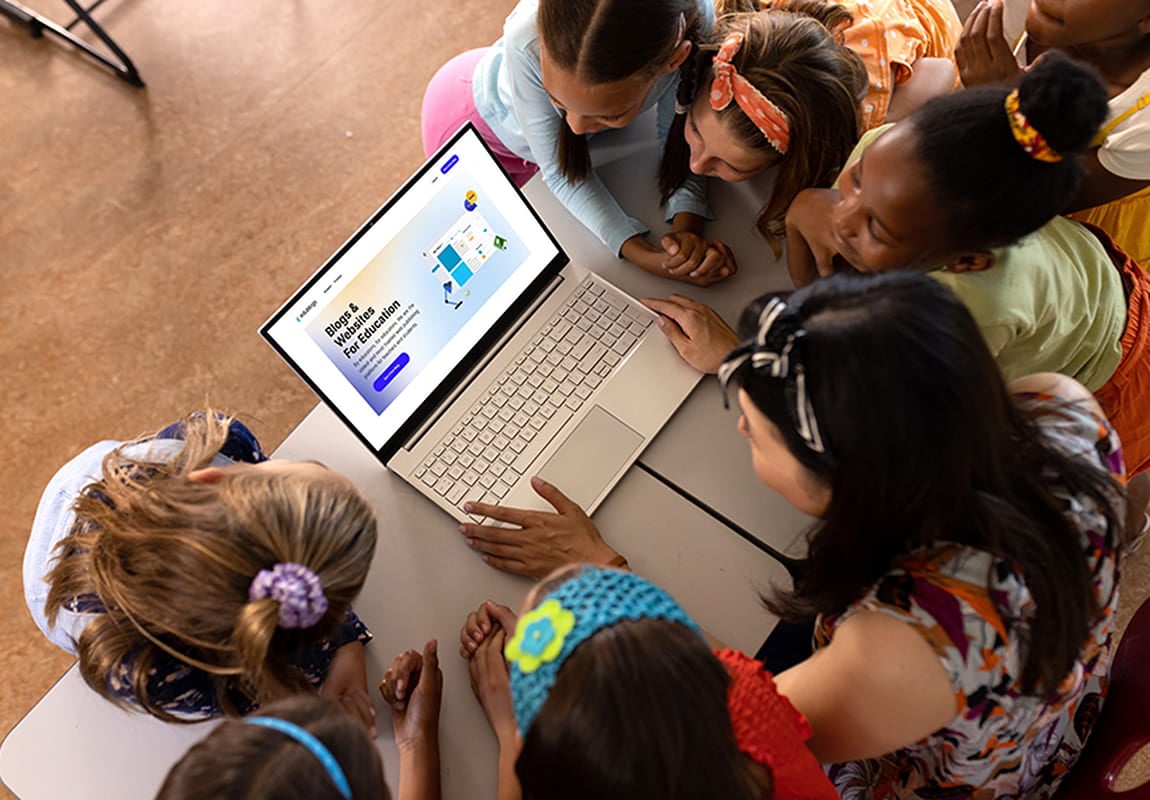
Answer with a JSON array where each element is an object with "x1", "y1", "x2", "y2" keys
[{"x1": 1, "y1": 120, "x2": 809, "y2": 799}]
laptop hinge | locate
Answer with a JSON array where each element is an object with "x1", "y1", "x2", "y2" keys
[{"x1": 401, "y1": 272, "x2": 567, "y2": 451}]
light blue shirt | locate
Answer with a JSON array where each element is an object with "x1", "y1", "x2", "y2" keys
[{"x1": 472, "y1": 0, "x2": 714, "y2": 255}]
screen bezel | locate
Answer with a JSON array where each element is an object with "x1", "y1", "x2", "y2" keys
[{"x1": 259, "y1": 123, "x2": 569, "y2": 463}]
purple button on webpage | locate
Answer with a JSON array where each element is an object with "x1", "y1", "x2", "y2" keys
[{"x1": 373, "y1": 353, "x2": 410, "y2": 391}]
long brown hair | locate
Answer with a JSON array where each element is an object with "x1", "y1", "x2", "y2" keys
[
  {"x1": 539, "y1": 0, "x2": 709, "y2": 183},
  {"x1": 45, "y1": 412, "x2": 378, "y2": 721},
  {"x1": 660, "y1": 2, "x2": 865, "y2": 251},
  {"x1": 157, "y1": 696, "x2": 386, "y2": 799}
]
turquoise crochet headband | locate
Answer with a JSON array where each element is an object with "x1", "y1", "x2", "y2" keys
[{"x1": 505, "y1": 566, "x2": 702, "y2": 735}]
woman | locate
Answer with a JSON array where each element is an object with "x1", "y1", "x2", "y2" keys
[{"x1": 458, "y1": 272, "x2": 1128, "y2": 797}]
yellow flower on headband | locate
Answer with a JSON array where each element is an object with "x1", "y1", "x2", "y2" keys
[{"x1": 505, "y1": 599, "x2": 576, "y2": 674}]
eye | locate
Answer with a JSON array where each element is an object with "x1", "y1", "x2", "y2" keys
[{"x1": 867, "y1": 218, "x2": 891, "y2": 246}]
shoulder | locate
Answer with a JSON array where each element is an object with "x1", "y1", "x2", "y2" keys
[
  {"x1": 28, "y1": 441, "x2": 123, "y2": 551},
  {"x1": 498, "y1": 0, "x2": 542, "y2": 65},
  {"x1": 1010, "y1": 381, "x2": 1123, "y2": 478}
]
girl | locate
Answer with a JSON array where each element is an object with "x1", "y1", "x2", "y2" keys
[
  {"x1": 956, "y1": 0, "x2": 1150, "y2": 263},
  {"x1": 23, "y1": 411, "x2": 379, "y2": 727},
  {"x1": 784, "y1": 52, "x2": 1150, "y2": 492},
  {"x1": 463, "y1": 273, "x2": 1129, "y2": 797},
  {"x1": 459, "y1": 566, "x2": 837, "y2": 800},
  {"x1": 421, "y1": 0, "x2": 736, "y2": 286},
  {"x1": 158, "y1": 696, "x2": 389, "y2": 800},
  {"x1": 662, "y1": 0, "x2": 958, "y2": 254},
  {"x1": 660, "y1": 3, "x2": 868, "y2": 253},
  {"x1": 831, "y1": 0, "x2": 963, "y2": 130},
  {"x1": 161, "y1": 640, "x2": 443, "y2": 800}
]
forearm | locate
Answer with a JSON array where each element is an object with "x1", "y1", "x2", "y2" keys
[
  {"x1": 398, "y1": 735, "x2": 442, "y2": 800},
  {"x1": 495, "y1": 732, "x2": 523, "y2": 800},
  {"x1": 785, "y1": 224, "x2": 819, "y2": 287},
  {"x1": 671, "y1": 211, "x2": 705, "y2": 237}
]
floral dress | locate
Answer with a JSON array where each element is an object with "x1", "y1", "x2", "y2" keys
[{"x1": 820, "y1": 395, "x2": 1126, "y2": 799}]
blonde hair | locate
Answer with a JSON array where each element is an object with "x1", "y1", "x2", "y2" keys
[{"x1": 45, "y1": 412, "x2": 378, "y2": 722}]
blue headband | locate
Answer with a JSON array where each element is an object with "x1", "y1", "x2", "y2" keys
[
  {"x1": 505, "y1": 566, "x2": 702, "y2": 735},
  {"x1": 244, "y1": 716, "x2": 352, "y2": 799}
]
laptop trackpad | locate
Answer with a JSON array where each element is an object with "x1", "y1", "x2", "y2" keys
[{"x1": 537, "y1": 406, "x2": 643, "y2": 509}]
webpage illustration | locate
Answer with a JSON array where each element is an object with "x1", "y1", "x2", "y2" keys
[
  {"x1": 265, "y1": 129, "x2": 559, "y2": 449},
  {"x1": 305, "y1": 178, "x2": 521, "y2": 415}
]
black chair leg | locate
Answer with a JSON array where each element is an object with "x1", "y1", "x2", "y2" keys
[{"x1": 0, "y1": 0, "x2": 144, "y2": 86}]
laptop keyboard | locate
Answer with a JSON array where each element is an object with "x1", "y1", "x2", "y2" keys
[{"x1": 414, "y1": 278, "x2": 653, "y2": 512}]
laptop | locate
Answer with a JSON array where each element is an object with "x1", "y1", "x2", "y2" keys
[{"x1": 261, "y1": 123, "x2": 701, "y2": 522}]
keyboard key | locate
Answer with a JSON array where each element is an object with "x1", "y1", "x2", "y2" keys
[
  {"x1": 447, "y1": 465, "x2": 464, "y2": 481},
  {"x1": 512, "y1": 408, "x2": 574, "y2": 473},
  {"x1": 446, "y1": 483, "x2": 467, "y2": 505},
  {"x1": 461, "y1": 470, "x2": 480, "y2": 487}
]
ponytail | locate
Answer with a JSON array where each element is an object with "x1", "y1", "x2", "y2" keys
[{"x1": 910, "y1": 50, "x2": 1109, "y2": 249}]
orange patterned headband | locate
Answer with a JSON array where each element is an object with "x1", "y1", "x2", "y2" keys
[
  {"x1": 1005, "y1": 89, "x2": 1062, "y2": 163},
  {"x1": 710, "y1": 32, "x2": 790, "y2": 155}
]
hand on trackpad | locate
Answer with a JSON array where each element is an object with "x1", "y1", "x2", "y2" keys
[{"x1": 534, "y1": 406, "x2": 643, "y2": 509}]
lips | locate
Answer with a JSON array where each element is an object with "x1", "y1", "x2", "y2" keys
[{"x1": 831, "y1": 227, "x2": 863, "y2": 269}]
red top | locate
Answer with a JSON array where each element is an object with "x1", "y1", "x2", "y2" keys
[{"x1": 716, "y1": 649, "x2": 839, "y2": 800}]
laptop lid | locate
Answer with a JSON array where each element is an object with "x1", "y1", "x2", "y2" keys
[{"x1": 261, "y1": 124, "x2": 568, "y2": 462}]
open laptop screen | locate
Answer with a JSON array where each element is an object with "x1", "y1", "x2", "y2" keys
[{"x1": 262, "y1": 124, "x2": 565, "y2": 457}]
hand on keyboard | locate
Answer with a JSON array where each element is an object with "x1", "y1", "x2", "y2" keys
[
  {"x1": 457, "y1": 477, "x2": 621, "y2": 579},
  {"x1": 641, "y1": 295, "x2": 741, "y2": 374}
]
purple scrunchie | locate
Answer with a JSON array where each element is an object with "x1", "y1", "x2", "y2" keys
[{"x1": 248, "y1": 562, "x2": 329, "y2": 630}]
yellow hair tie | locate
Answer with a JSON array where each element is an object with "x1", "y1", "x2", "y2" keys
[{"x1": 1005, "y1": 89, "x2": 1062, "y2": 164}]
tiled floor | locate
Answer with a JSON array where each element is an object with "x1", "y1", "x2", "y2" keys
[{"x1": 2, "y1": 1, "x2": 1148, "y2": 797}]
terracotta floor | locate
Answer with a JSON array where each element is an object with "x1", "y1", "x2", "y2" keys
[{"x1": 2, "y1": 1, "x2": 1148, "y2": 797}]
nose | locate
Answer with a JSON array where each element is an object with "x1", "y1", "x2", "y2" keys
[
  {"x1": 566, "y1": 114, "x2": 603, "y2": 136},
  {"x1": 832, "y1": 191, "x2": 861, "y2": 243},
  {"x1": 688, "y1": 143, "x2": 711, "y2": 176}
]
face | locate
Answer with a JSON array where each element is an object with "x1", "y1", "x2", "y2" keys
[
  {"x1": 1025, "y1": 0, "x2": 1150, "y2": 49},
  {"x1": 683, "y1": 96, "x2": 777, "y2": 181},
  {"x1": 830, "y1": 125, "x2": 955, "y2": 273},
  {"x1": 736, "y1": 389, "x2": 831, "y2": 518},
  {"x1": 540, "y1": 50, "x2": 660, "y2": 136}
]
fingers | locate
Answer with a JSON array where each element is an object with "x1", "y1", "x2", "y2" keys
[
  {"x1": 395, "y1": 649, "x2": 425, "y2": 704},
  {"x1": 461, "y1": 610, "x2": 483, "y2": 658},
  {"x1": 530, "y1": 476, "x2": 583, "y2": 516},
  {"x1": 660, "y1": 232, "x2": 705, "y2": 273},
  {"x1": 461, "y1": 499, "x2": 533, "y2": 527},
  {"x1": 337, "y1": 688, "x2": 377, "y2": 737},
  {"x1": 987, "y1": 0, "x2": 1004, "y2": 47},
  {"x1": 485, "y1": 600, "x2": 519, "y2": 634},
  {"x1": 420, "y1": 639, "x2": 442, "y2": 693}
]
